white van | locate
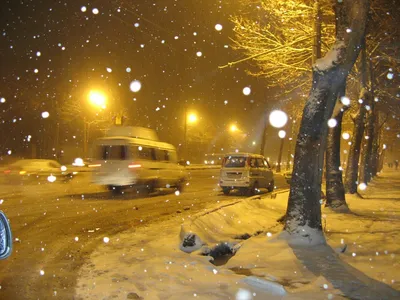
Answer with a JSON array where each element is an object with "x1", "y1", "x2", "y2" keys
[
  {"x1": 91, "y1": 126, "x2": 187, "y2": 194},
  {"x1": 219, "y1": 153, "x2": 274, "y2": 195}
]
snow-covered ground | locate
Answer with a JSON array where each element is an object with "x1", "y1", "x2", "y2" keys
[{"x1": 75, "y1": 169, "x2": 400, "y2": 300}]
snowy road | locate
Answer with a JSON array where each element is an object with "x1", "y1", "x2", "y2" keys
[{"x1": 0, "y1": 169, "x2": 288, "y2": 299}]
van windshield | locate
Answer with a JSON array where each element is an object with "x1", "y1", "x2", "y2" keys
[
  {"x1": 99, "y1": 145, "x2": 128, "y2": 160},
  {"x1": 223, "y1": 156, "x2": 247, "y2": 168}
]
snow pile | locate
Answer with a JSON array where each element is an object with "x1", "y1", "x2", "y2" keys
[
  {"x1": 75, "y1": 170, "x2": 400, "y2": 299},
  {"x1": 179, "y1": 193, "x2": 286, "y2": 254},
  {"x1": 313, "y1": 41, "x2": 345, "y2": 72}
]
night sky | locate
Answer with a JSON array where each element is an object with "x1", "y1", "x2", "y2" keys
[{"x1": 0, "y1": 1, "x2": 292, "y2": 160}]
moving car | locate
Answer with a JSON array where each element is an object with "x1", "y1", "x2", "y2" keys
[
  {"x1": 3, "y1": 159, "x2": 72, "y2": 183},
  {"x1": 219, "y1": 153, "x2": 274, "y2": 195},
  {"x1": 91, "y1": 126, "x2": 187, "y2": 194}
]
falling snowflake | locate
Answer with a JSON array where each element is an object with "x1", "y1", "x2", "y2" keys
[
  {"x1": 387, "y1": 73, "x2": 394, "y2": 80},
  {"x1": 130, "y1": 80, "x2": 142, "y2": 92},
  {"x1": 196, "y1": 51, "x2": 202, "y2": 57},
  {"x1": 269, "y1": 110, "x2": 288, "y2": 128},
  {"x1": 81, "y1": 6, "x2": 87, "y2": 12},
  {"x1": 103, "y1": 237, "x2": 110, "y2": 243},
  {"x1": 126, "y1": 67, "x2": 131, "y2": 73},
  {"x1": 242, "y1": 87, "x2": 251, "y2": 96},
  {"x1": 327, "y1": 119, "x2": 337, "y2": 128},
  {"x1": 92, "y1": 8, "x2": 99, "y2": 15},
  {"x1": 36, "y1": 51, "x2": 41, "y2": 57},
  {"x1": 47, "y1": 175, "x2": 56, "y2": 182},
  {"x1": 42, "y1": 111, "x2": 50, "y2": 118},
  {"x1": 0, "y1": 97, "x2": 5, "y2": 103},
  {"x1": 106, "y1": 67, "x2": 112, "y2": 73},
  {"x1": 358, "y1": 183, "x2": 367, "y2": 190},
  {"x1": 215, "y1": 24, "x2": 223, "y2": 31},
  {"x1": 340, "y1": 96, "x2": 350, "y2": 106}
]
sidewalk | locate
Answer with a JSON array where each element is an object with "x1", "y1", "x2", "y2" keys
[{"x1": 75, "y1": 170, "x2": 400, "y2": 300}]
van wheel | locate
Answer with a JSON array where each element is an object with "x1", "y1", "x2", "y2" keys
[
  {"x1": 146, "y1": 180, "x2": 157, "y2": 194},
  {"x1": 222, "y1": 187, "x2": 231, "y2": 195},
  {"x1": 267, "y1": 180, "x2": 275, "y2": 192},
  {"x1": 249, "y1": 182, "x2": 259, "y2": 196}
]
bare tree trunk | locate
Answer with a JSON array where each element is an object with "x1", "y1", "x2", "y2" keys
[
  {"x1": 360, "y1": 59, "x2": 377, "y2": 184},
  {"x1": 370, "y1": 116, "x2": 381, "y2": 176},
  {"x1": 260, "y1": 115, "x2": 267, "y2": 156},
  {"x1": 283, "y1": 0, "x2": 369, "y2": 244},
  {"x1": 344, "y1": 41, "x2": 369, "y2": 194},
  {"x1": 325, "y1": 98, "x2": 349, "y2": 211},
  {"x1": 360, "y1": 105, "x2": 375, "y2": 183}
]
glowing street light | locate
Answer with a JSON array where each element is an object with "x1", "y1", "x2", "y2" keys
[
  {"x1": 187, "y1": 113, "x2": 198, "y2": 123},
  {"x1": 183, "y1": 109, "x2": 198, "y2": 160},
  {"x1": 230, "y1": 124, "x2": 238, "y2": 132},
  {"x1": 88, "y1": 90, "x2": 107, "y2": 109}
]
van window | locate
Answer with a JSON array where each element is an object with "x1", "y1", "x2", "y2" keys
[
  {"x1": 249, "y1": 158, "x2": 257, "y2": 168},
  {"x1": 256, "y1": 158, "x2": 264, "y2": 168},
  {"x1": 155, "y1": 149, "x2": 169, "y2": 161},
  {"x1": 136, "y1": 146, "x2": 155, "y2": 160},
  {"x1": 223, "y1": 156, "x2": 247, "y2": 168},
  {"x1": 264, "y1": 159, "x2": 271, "y2": 169},
  {"x1": 168, "y1": 150, "x2": 177, "y2": 163},
  {"x1": 99, "y1": 145, "x2": 128, "y2": 160}
]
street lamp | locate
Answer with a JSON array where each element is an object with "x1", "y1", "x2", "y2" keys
[
  {"x1": 184, "y1": 109, "x2": 197, "y2": 161},
  {"x1": 277, "y1": 130, "x2": 286, "y2": 173},
  {"x1": 88, "y1": 90, "x2": 107, "y2": 109},
  {"x1": 84, "y1": 90, "x2": 108, "y2": 158}
]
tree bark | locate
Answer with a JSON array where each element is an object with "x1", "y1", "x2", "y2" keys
[
  {"x1": 283, "y1": 0, "x2": 369, "y2": 244},
  {"x1": 325, "y1": 99, "x2": 349, "y2": 211},
  {"x1": 344, "y1": 40, "x2": 369, "y2": 194},
  {"x1": 360, "y1": 59, "x2": 376, "y2": 184},
  {"x1": 370, "y1": 116, "x2": 381, "y2": 176},
  {"x1": 359, "y1": 105, "x2": 375, "y2": 184}
]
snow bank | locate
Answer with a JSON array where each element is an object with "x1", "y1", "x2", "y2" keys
[
  {"x1": 178, "y1": 192, "x2": 288, "y2": 253},
  {"x1": 76, "y1": 171, "x2": 400, "y2": 299}
]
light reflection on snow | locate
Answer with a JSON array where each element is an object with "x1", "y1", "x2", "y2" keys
[{"x1": 236, "y1": 288, "x2": 252, "y2": 300}]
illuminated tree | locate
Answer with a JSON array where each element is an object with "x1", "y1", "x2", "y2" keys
[
  {"x1": 225, "y1": 0, "x2": 335, "y2": 94},
  {"x1": 283, "y1": 0, "x2": 369, "y2": 243}
]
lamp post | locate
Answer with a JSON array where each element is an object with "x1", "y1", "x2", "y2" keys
[
  {"x1": 277, "y1": 130, "x2": 286, "y2": 173},
  {"x1": 183, "y1": 108, "x2": 197, "y2": 161},
  {"x1": 84, "y1": 90, "x2": 107, "y2": 158}
]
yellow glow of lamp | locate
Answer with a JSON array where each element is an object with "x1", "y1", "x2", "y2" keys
[
  {"x1": 230, "y1": 124, "x2": 238, "y2": 132},
  {"x1": 88, "y1": 90, "x2": 107, "y2": 109},
  {"x1": 187, "y1": 113, "x2": 197, "y2": 123}
]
